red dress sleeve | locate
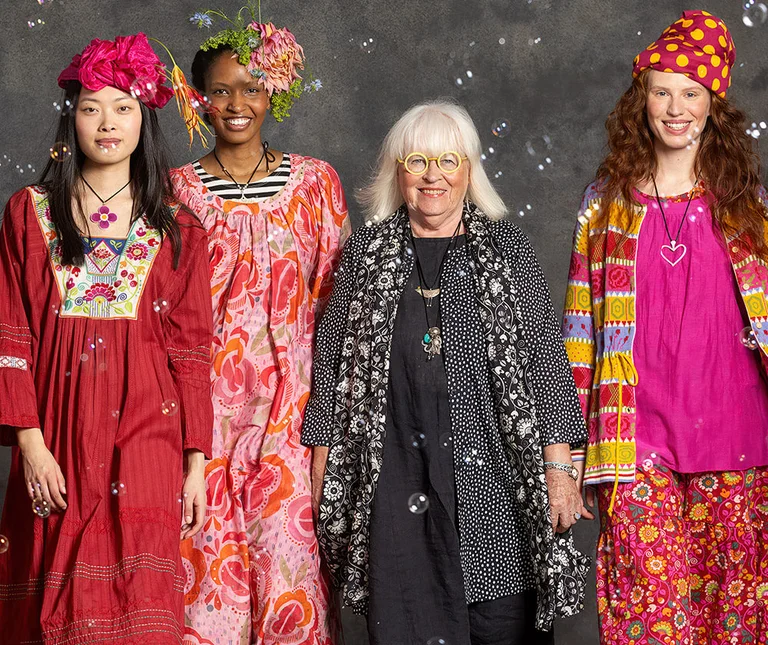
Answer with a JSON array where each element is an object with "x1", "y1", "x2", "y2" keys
[
  {"x1": 163, "y1": 213, "x2": 214, "y2": 457},
  {"x1": 0, "y1": 191, "x2": 41, "y2": 444}
]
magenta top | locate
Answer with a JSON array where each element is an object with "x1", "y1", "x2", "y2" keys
[{"x1": 633, "y1": 188, "x2": 768, "y2": 473}]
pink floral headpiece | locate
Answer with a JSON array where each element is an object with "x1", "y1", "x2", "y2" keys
[
  {"x1": 246, "y1": 21, "x2": 304, "y2": 96},
  {"x1": 57, "y1": 33, "x2": 174, "y2": 110},
  {"x1": 192, "y1": 2, "x2": 320, "y2": 122}
]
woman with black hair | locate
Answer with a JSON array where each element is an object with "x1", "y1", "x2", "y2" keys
[
  {"x1": 0, "y1": 33, "x2": 214, "y2": 644},
  {"x1": 170, "y1": 8, "x2": 349, "y2": 645}
]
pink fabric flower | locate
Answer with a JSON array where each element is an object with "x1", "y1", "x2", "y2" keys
[
  {"x1": 57, "y1": 33, "x2": 173, "y2": 109},
  {"x1": 90, "y1": 205, "x2": 117, "y2": 230},
  {"x1": 247, "y1": 23, "x2": 305, "y2": 95}
]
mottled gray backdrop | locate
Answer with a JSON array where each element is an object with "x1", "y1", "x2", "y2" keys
[{"x1": 1, "y1": 0, "x2": 766, "y2": 643}]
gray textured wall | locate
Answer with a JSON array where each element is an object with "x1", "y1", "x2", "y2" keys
[{"x1": 1, "y1": 1, "x2": 767, "y2": 643}]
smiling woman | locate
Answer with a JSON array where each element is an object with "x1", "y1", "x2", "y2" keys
[
  {"x1": 303, "y1": 100, "x2": 590, "y2": 645},
  {"x1": 169, "y1": 5, "x2": 350, "y2": 645},
  {"x1": 0, "y1": 33, "x2": 214, "y2": 645},
  {"x1": 562, "y1": 10, "x2": 768, "y2": 645}
]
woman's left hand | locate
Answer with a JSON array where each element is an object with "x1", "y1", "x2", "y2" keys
[
  {"x1": 181, "y1": 450, "x2": 207, "y2": 540},
  {"x1": 545, "y1": 469, "x2": 584, "y2": 534}
]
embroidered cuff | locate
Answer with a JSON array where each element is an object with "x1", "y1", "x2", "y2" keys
[{"x1": 0, "y1": 355, "x2": 28, "y2": 370}]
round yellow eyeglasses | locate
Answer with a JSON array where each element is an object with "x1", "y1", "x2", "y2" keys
[{"x1": 397, "y1": 151, "x2": 468, "y2": 175}]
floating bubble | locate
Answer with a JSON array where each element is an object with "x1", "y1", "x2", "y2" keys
[
  {"x1": 80, "y1": 353, "x2": 89, "y2": 362},
  {"x1": 110, "y1": 481, "x2": 126, "y2": 496},
  {"x1": 0, "y1": 535, "x2": 8, "y2": 554},
  {"x1": 359, "y1": 37, "x2": 376, "y2": 54},
  {"x1": 738, "y1": 327, "x2": 758, "y2": 350},
  {"x1": 111, "y1": 410, "x2": 120, "y2": 419},
  {"x1": 152, "y1": 298, "x2": 169, "y2": 313},
  {"x1": 743, "y1": 1, "x2": 768, "y2": 27},
  {"x1": 493, "y1": 170, "x2": 503, "y2": 179},
  {"x1": 480, "y1": 147, "x2": 496, "y2": 163},
  {"x1": 51, "y1": 141, "x2": 72, "y2": 161},
  {"x1": 491, "y1": 118, "x2": 511, "y2": 138},
  {"x1": 427, "y1": 639, "x2": 448, "y2": 645},
  {"x1": 27, "y1": 18, "x2": 45, "y2": 28},
  {"x1": 452, "y1": 69, "x2": 474, "y2": 90},
  {"x1": 129, "y1": 78, "x2": 158, "y2": 102},
  {"x1": 161, "y1": 399, "x2": 179, "y2": 416},
  {"x1": 498, "y1": 37, "x2": 506, "y2": 45},
  {"x1": 739, "y1": 454, "x2": 746, "y2": 462},
  {"x1": 32, "y1": 498, "x2": 51, "y2": 518},
  {"x1": 408, "y1": 493, "x2": 429, "y2": 514},
  {"x1": 640, "y1": 451, "x2": 658, "y2": 472},
  {"x1": 528, "y1": 36, "x2": 542, "y2": 46},
  {"x1": 410, "y1": 432, "x2": 427, "y2": 449},
  {"x1": 439, "y1": 433, "x2": 454, "y2": 450}
]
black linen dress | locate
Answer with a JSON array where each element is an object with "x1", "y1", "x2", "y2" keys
[{"x1": 366, "y1": 235, "x2": 553, "y2": 645}]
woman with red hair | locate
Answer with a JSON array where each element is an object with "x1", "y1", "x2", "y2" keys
[{"x1": 563, "y1": 10, "x2": 768, "y2": 644}]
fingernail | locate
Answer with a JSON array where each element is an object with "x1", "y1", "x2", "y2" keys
[{"x1": 185, "y1": 516, "x2": 192, "y2": 523}]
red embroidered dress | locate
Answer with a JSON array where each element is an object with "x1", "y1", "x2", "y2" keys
[{"x1": 0, "y1": 186, "x2": 214, "y2": 645}]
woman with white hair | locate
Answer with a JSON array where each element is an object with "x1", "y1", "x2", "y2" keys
[{"x1": 302, "y1": 101, "x2": 589, "y2": 644}]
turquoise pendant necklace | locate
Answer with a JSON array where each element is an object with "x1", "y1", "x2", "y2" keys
[{"x1": 410, "y1": 218, "x2": 462, "y2": 359}]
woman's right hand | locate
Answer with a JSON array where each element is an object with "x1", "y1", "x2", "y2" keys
[
  {"x1": 574, "y1": 459, "x2": 595, "y2": 520},
  {"x1": 311, "y1": 446, "x2": 329, "y2": 518},
  {"x1": 17, "y1": 427, "x2": 67, "y2": 512}
]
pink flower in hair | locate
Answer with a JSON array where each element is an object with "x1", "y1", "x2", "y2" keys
[
  {"x1": 58, "y1": 33, "x2": 173, "y2": 109},
  {"x1": 247, "y1": 22, "x2": 305, "y2": 95}
]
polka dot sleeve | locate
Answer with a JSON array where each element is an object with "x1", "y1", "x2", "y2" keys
[{"x1": 493, "y1": 220, "x2": 587, "y2": 447}]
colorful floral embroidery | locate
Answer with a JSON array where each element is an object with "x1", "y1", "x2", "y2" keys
[{"x1": 30, "y1": 186, "x2": 160, "y2": 319}]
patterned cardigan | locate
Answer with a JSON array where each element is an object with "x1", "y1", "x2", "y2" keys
[{"x1": 563, "y1": 182, "x2": 768, "y2": 495}]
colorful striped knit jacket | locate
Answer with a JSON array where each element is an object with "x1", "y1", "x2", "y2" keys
[{"x1": 563, "y1": 182, "x2": 768, "y2": 495}]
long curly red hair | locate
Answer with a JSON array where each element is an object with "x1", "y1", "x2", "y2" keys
[{"x1": 595, "y1": 69, "x2": 767, "y2": 258}]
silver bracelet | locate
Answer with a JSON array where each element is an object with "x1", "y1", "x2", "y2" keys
[{"x1": 543, "y1": 461, "x2": 578, "y2": 481}]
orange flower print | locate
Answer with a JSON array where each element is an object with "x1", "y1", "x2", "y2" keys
[
  {"x1": 646, "y1": 556, "x2": 666, "y2": 575},
  {"x1": 688, "y1": 502, "x2": 710, "y2": 521},
  {"x1": 266, "y1": 589, "x2": 315, "y2": 638},
  {"x1": 180, "y1": 540, "x2": 208, "y2": 606},
  {"x1": 243, "y1": 454, "x2": 295, "y2": 519},
  {"x1": 638, "y1": 524, "x2": 659, "y2": 544}
]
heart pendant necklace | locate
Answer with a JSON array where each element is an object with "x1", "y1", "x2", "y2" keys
[{"x1": 652, "y1": 173, "x2": 700, "y2": 268}]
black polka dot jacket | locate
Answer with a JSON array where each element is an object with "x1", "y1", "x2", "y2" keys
[{"x1": 302, "y1": 203, "x2": 589, "y2": 630}]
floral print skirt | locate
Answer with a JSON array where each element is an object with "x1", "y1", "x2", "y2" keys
[{"x1": 596, "y1": 464, "x2": 768, "y2": 645}]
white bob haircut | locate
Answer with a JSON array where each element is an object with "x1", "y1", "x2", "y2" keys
[{"x1": 358, "y1": 100, "x2": 508, "y2": 223}]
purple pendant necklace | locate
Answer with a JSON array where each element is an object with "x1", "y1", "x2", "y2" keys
[{"x1": 82, "y1": 176, "x2": 131, "y2": 230}]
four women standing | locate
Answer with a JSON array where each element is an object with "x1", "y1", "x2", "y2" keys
[{"x1": 0, "y1": 5, "x2": 766, "y2": 645}]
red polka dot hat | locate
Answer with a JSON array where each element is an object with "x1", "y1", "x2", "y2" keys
[{"x1": 633, "y1": 10, "x2": 736, "y2": 97}]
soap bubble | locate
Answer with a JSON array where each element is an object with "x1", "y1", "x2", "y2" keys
[
  {"x1": 738, "y1": 327, "x2": 758, "y2": 351},
  {"x1": 452, "y1": 69, "x2": 474, "y2": 90},
  {"x1": 32, "y1": 498, "x2": 51, "y2": 518},
  {"x1": 427, "y1": 639, "x2": 448, "y2": 645},
  {"x1": 491, "y1": 118, "x2": 511, "y2": 138},
  {"x1": 110, "y1": 481, "x2": 126, "y2": 496},
  {"x1": 359, "y1": 37, "x2": 376, "y2": 54},
  {"x1": 152, "y1": 298, "x2": 169, "y2": 313},
  {"x1": 408, "y1": 493, "x2": 429, "y2": 514},
  {"x1": 50, "y1": 143, "x2": 71, "y2": 162},
  {"x1": 439, "y1": 433, "x2": 454, "y2": 450},
  {"x1": 161, "y1": 399, "x2": 179, "y2": 416},
  {"x1": 743, "y1": 1, "x2": 768, "y2": 27},
  {"x1": 0, "y1": 535, "x2": 8, "y2": 554},
  {"x1": 640, "y1": 452, "x2": 658, "y2": 472},
  {"x1": 410, "y1": 432, "x2": 427, "y2": 449},
  {"x1": 129, "y1": 78, "x2": 158, "y2": 103}
]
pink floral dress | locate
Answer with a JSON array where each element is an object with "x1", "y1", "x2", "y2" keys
[{"x1": 171, "y1": 154, "x2": 350, "y2": 645}]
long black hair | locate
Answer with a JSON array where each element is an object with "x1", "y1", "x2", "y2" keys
[{"x1": 39, "y1": 81, "x2": 182, "y2": 267}]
